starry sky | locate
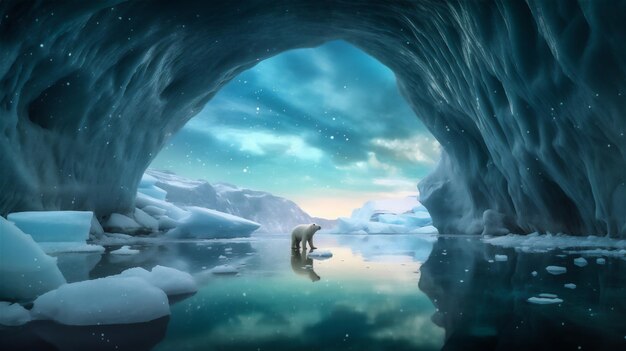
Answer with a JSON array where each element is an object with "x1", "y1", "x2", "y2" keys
[{"x1": 150, "y1": 41, "x2": 440, "y2": 218}]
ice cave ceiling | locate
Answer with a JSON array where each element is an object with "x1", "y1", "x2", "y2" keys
[{"x1": 0, "y1": 0, "x2": 624, "y2": 237}]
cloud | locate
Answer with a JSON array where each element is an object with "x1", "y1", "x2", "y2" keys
[{"x1": 372, "y1": 135, "x2": 441, "y2": 165}]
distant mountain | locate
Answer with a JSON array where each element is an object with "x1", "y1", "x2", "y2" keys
[{"x1": 144, "y1": 170, "x2": 336, "y2": 233}]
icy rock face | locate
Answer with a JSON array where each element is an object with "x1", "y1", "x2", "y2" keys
[
  {"x1": 0, "y1": 1, "x2": 624, "y2": 236},
  {"x1": 147, "y1": 170, "x2": 330, "y2": 233}
]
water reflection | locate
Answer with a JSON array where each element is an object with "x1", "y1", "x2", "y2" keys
[
  {"x1": 290, "y1": 248, "x2": 321, "y2": 282},
  {"x1": 419, "y1": 237, "x2": 626, "y2": 351},
  {"x1": 0, "y1": 317, "x2": 169, "y2": 351}
]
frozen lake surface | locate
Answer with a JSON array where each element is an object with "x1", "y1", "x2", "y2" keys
[{"x1": 2, "y1": 234, "x2": 625, "y2": 350}]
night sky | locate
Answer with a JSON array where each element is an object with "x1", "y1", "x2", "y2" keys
[{"x1": 151, "y1": 41, "x2": 439, "y2": 218}]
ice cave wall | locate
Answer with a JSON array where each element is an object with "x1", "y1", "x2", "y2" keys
[{"x1": 0, "y1": 1, "x2": 624, "y2": 236}]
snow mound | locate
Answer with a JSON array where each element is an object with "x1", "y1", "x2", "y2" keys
[
  {"x1": 111, "y1": 245, "x2": 140, "y2": 255},
  {"x1": 308, "y1": 250, "x2": 333, "y2": 260},
  {"x1": 7, "y1": 211, "x2": 93, "y2": 243},
  {"x1": 31, "y1": 276, "x2": 169, "y2": 325},
  {"x1": 0, "y1": 302, "x2": 32, "y2": 326},
  {"x1": 118, "y1": 265, "x2": 197, "y2": 295},
  {"x1": 166, "y1": 206, "x2": 260, "y2": 239},
  {"x1": 0, "y1": 217, "x2": 66, "y2": 300}
]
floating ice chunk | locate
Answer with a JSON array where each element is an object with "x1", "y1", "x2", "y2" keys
[
  {"x1": 308, "y1": 250, "x2": 333, "y2": 260},
  {"x1": 31, "y1": 276, "x2": 169, "y2": 325},
  {"x1": 527, "y1": 296, "x2": 563, "y2": 304},
  {"x1": 134, "y1": 208, "x2": 159, "y2": 232},
  {"x1": 484, "y1": 233, "x2": 626, "y2": 253},
  {"x1": 166, "y1": 206, "x2": 260, "y2": 239},
  {"x1": 564, "y1": 283, "x2": 577, "y2": 289},
  {"x1": 531, "y1": 271, "x2": 538, "y2": 277},
  {"x1": 111, "y1": 245, "x2": 140, "y2": 255},
  {"x1": 38, "y1": 242, "x2": 105, "y2": 254},
  {"x1": 0, "y1": 217, "x2": 66, "y2": 300},
  {"x1": 104, "y1": 213, "x2": 143, "y2": 233},
  {"x1": 546, "y1": 266, "x2": 567, "y2": 275},
  {"x1": 0, "y1": 302, "x2": 32, "y2": 326},
  {"x1": 7, "y1": 211, "x2": 93, "y2": 242},
  {"x1": 596, "y1": 258, "x2": 606, "y2": 265},
  {"x1": 573, "y1": 257, "x2": 588, "y2": 267},
  {"x1": 210, "y1": 264, "x2": 239, "y2": 275},
  {"x1": 494, "y1": 254, "x2": 508, "y2": 262},
  {"x1": 118, "y1": 266, "x2": 197, "y2": 295}
]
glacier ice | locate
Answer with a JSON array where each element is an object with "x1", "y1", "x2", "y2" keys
[
  {"x1": 0, "y1": 217, "x2": 66, "y2": 300},
  {"x1": 31, "y1": 276, "x2": 170, "y2": 326},
  {"x1": 0, "y1": 1, "x2": 624, "y2": 237},
  {"x1": 7, "y1": 211, "x2": 93, "y2": 243}
]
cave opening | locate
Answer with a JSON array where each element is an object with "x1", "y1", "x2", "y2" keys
[{"x1": 148, "y1": 40, "x2": 439, "y2": 229}]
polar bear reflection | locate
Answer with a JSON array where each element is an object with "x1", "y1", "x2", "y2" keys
[{"x1": 290, "y1": 248, "x2": 321, "y2": 282}]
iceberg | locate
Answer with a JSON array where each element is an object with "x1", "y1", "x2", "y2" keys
[
  {"x1": 31, "y1": 276, "x2": 170, "y2": 326},
  {"x1": 0, "y1": 217, "x2": 66, "y2": 300},
  {"x1": 166, "y1": 206, "x2": 260, "y2": 239},
  {"x1": 7, "y1": 211, "x2": 93, "y2": 243},
  {"x1": 332, "y1": 196, "x2": 436, "y2": 234}
]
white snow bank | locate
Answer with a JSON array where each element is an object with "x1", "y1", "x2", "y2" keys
[
  {"x1": 527, "y1": 296, "x2": 563, "y2": 304},
  {"x1": 484, "y1": 233, "x2": 626, "y2": 253},
  {"x1": 7, "y1": 211, "x2": 93, "y2": 242},
  {"x1": 31, "y1": 276, "x2": 169, "y2": 325},
  {"x1": 0, "y1": 217, "x2": 66, "y2": 300},
  {"x1": 111, "y1": 245, "x2": 140, "y2": 255},
  {"x1": 0, "y1": 302, "x2": 32, "y2": 326},
  {"x1": 546, "y1": 266, "x2": 567, "y2": 275},
  {"x1": 210, "y1": 265, "x2": 239, "y2": 275},
  {"x1": 118, "y1": 266, "x2": 197, "y2": 295},
  {"x1": 166, "y1": 206, "x2": 260, "y2": 239},
  {"x1": 308, "y1": 250, "x2": 333, "y2": 260}
]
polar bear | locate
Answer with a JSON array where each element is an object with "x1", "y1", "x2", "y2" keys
[{"x1": 291, "y1": 223, "x2": 321, "y2": 250}]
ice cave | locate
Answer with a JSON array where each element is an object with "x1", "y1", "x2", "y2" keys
[{"x1": 1, "y1": 1, "x2": 626, "y2": 350}]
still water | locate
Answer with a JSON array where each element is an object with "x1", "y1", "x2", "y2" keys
[{"x1": 2, "y1": 234, "x2": 626, "y2": 351}]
